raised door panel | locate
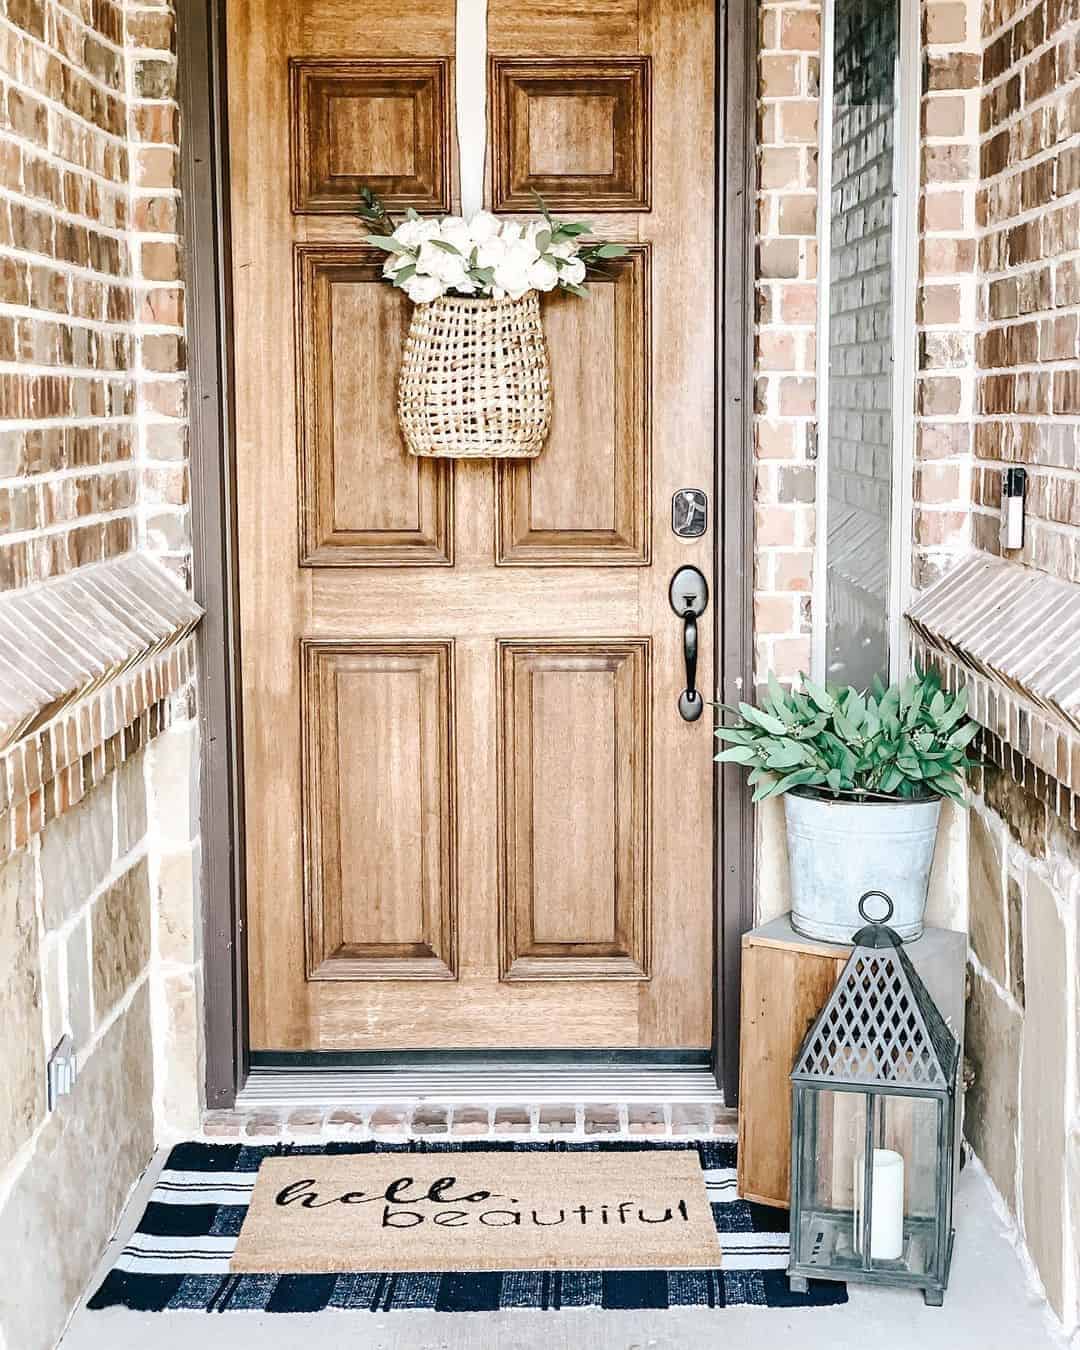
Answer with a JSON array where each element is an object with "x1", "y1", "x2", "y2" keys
[
  {"x1": 291, "y1": 58, "x2": 451, "y2": 213},
  {"x1": 498, "y1": 639, "x2": 650, "y2": 980},
  {"x1": 295, "y1": 245, "x2": 452, "y2": 566},
  {"x1": 496, "y1": 246, "x2": 650, "y2": 565},
  {"x1": 302, "y1": 640, "x2": 457, "y2": 980},
  {"x1": 489, "y1": 57, "x2": 651, "y2": 212}
]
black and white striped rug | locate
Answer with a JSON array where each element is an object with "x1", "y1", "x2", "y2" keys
[{"x1": 89, "y1": 1139, "x2": 846, "y2": 1313}]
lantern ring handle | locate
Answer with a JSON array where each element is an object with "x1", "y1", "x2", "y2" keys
[{"x1": 857, "y1": 890, "x2": 894, "y2": 925}]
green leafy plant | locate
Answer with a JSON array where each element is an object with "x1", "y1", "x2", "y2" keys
[{"x1": 715, "y1": 669, "x2": 981, "y2": 804}]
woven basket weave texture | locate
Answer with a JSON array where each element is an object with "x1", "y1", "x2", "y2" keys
[{"x1": 398, "y1": 293, "x2": 552, "y2": 459}]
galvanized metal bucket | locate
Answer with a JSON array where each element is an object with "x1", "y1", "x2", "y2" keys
[{"x1": 783, "y1": 789, "x2": 943, "y2": 943}]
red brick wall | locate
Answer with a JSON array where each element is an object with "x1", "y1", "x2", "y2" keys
[
  {"x1": 914, "y1": 3, "x2": 983, "y2": 591},
  {"x1": 975, "y1": 0, "x2": 1080, "y2": 580},
  {"x1": 754, "y1": 0, "x2": 821, "y2": 681},
  {"x1": 0, "y1": 0, "x2": 188, "y2": 593}
]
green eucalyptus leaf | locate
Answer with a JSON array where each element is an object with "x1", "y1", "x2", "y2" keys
[
  {"x1": 365, "y1": 235, "x2": 413, "y2": 255},
  {"x1": 716, "y1": 745, "x2": 760, "y2": 765},
  {"x1": 765, "y1": 744, "x2": 811, "y2": 769},
  {"x1": 771, "y1": 767, "x2": 823, "y2": 795},
  {"x1": 714, "y1": 727, "x2": 760, "y2": 745},
  {"x1": 738, "y1": 704, "x2": 789, "y2": 736},
  {"x1": 802, "y1": 678, "x2": 835, "y2": 713}
]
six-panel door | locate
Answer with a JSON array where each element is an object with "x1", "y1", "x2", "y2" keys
[{"x1": 228, "y1": 0, "x2": 717, "y2": 1051}]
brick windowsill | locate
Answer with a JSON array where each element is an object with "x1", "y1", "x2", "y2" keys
[
  {"x1": 0, "y1": 553, "x2": 202, "y2": 858},
  {"x1": 907, "y1": 553, "x2": 1080, "y2": 829}
]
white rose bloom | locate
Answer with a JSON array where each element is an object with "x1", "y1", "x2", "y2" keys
[
  {"x1": 403, "y1": 273, "x2": 444, "y2": 304},
  {"x1": 416, "y1": 241, "x2": 471, "y2": 290},
  {"x1": 492, "y1": 260, "x2": 534, "y2": 300},
  {"x1": 529, "y1": 258, "x2": 559, "y2": 292},
  {"x1": 475, "y1": 236, "x2": 507, "y2": 270},
  {"x1": 394, "y1": 217, "x2": 440, "y2": 249},
  {"x1": 382, "y1": 252, "x2": 414, "y2": 278},
  {"x1": 504, "y1": 238, "x2": 540, "y2": 268},
  {"x1": 468, "y1": 210, "x2": 501, "y2": 244},
  {"x1": 438, "y1": 216, "x2": 473, "y2": 255},
  {"x1": 550, "y1": 238, "x2": 577, "y2": 260},
  {"x1": 561, "y1": 257, "x2": 586, "y2": 286},
  {"x1": 499, "y1": 220, "x2": 525, "y2": 243}
]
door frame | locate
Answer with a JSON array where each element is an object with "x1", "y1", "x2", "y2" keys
[{"x1": 177, "y1": 0, "x2": 757, "y2": 1109}]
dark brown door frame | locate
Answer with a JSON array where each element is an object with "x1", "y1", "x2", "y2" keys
[{"x1": 176, "y1": 0, "x2": 756, "y2": 1110}]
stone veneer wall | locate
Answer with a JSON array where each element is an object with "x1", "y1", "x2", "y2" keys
[
  {"x1": 0, "y1": 3, "x2": 196, "y2": 1349},
  {"x1": 964, "y1": 745, "x2": 1078, "y2": 1327}
]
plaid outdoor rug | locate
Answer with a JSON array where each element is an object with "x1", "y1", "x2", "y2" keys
[{"x1": 88, "y1": 1139, "x2": 847, "y2": 1313}]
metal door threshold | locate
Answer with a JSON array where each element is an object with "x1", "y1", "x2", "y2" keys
[{"x1": 237, "y1": 1065, "x2": 725, "y2": 1108}]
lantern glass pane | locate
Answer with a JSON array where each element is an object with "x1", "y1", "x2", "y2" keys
[
  {"x1": 794, "y1": 1086, "x2": 944, "y2": 1280},
  {"x1": 793, "y1": 1086, "x2": 867, "y2": 1271},
  {"x1": 870, "y1": 1091, "x2": 943, "y2": 1276}
]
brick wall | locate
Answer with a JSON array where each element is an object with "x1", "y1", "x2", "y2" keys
[
  {"x1": 974, "y1": 0, "x2": 1080, "y2": 580},
  {"x1": 754, "y1": 0, "x2": 820, "y2": 683},
  {"x1": 0, "y1": 0, "x2": 188, "y2": 589},
  {"x1": 128, "y1": 0, "x2": 189, "y2": 580},
  {"x1": 0, "y1": 4, "x2": 197, "y2": 1347},
  {"x1": 913, "y1": 3, "x2": 981, "y2": 590}
]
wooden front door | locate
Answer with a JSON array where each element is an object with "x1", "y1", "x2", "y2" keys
[{"x1": 228, "y1": 0, "x2": 717, "y2": 1052}]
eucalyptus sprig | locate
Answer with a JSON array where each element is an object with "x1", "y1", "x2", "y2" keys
[{"x1": 715, "y1": 669, "x2": 981, "y2": 804}]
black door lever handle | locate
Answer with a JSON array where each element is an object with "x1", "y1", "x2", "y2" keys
[{"x1": 668, "y1": 566, "x2": 709, "y2": 723}]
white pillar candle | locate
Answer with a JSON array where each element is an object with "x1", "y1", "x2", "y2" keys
[{"x1": 853, "y1": 1148, "x2": 905, "y2": 1262}]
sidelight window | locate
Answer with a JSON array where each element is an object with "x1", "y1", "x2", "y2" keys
[{"x1": 813, "y1": 0, "x2": 918, "y2": 688}]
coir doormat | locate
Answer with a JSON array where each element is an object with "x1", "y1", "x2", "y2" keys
[
  {"x1": 232, "y1": 1148, "x2": 720, "y2": 1273},
  {"x1": 88, "y1": 1140, "x2": 847, "y2": 1314}
]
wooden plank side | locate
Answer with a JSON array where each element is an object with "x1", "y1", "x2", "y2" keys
[{"x1": 737, "y1": 939, "x2": 845, "y2": 1206}]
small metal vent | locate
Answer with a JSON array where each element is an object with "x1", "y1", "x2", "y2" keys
[{"x1": 793, "y1": 944, "x2": 958, "y2": 1091}]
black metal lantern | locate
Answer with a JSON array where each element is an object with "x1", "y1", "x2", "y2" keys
[{"x1": 788, "y1": 892, "x2": 959, "y2": 1306}]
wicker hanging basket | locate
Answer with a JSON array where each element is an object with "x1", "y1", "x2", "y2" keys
[{"x1": 398, "y1": 293, "x2": 552, "y2": 459}]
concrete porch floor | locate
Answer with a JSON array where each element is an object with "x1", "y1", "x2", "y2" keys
[{"x1": 59, "y1": 1149, "x2": 1067, "y2": 1350}]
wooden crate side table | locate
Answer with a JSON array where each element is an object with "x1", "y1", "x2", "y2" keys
[{"x1": 737, "y1": 915, "x2": 966, "y2": 1209}]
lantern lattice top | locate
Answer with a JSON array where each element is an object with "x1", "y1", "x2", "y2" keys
[{"x1": 793, "y1": 897, "x2": 959, "y2": 1092}]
